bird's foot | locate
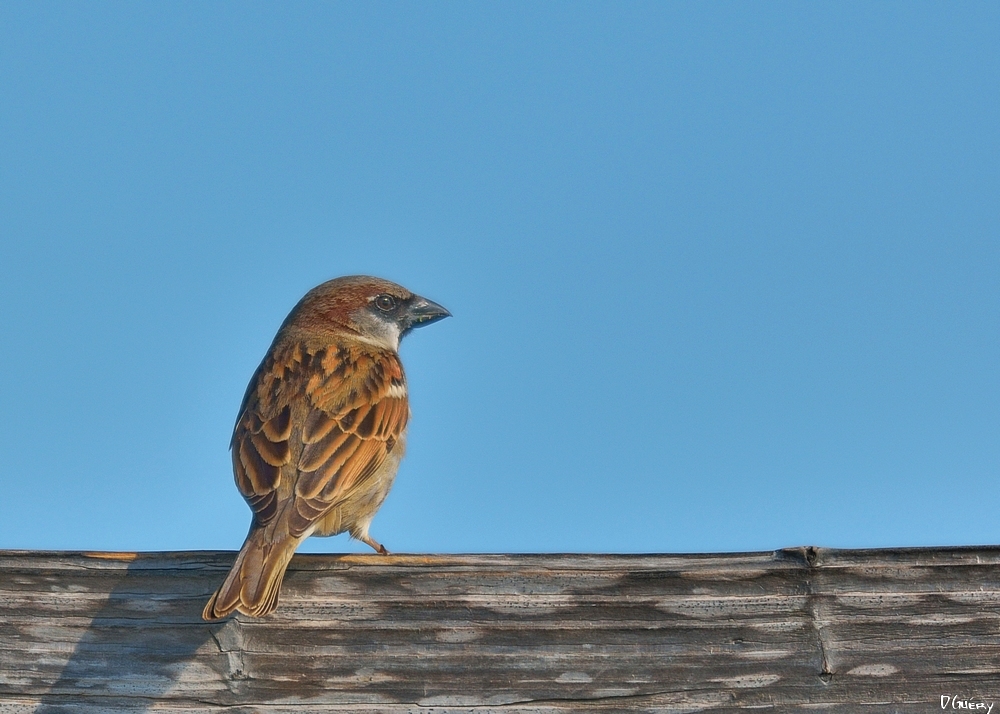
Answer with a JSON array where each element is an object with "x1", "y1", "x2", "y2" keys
[{"x1": 361, "y1": 535, "x2": 390, "y2": 555}]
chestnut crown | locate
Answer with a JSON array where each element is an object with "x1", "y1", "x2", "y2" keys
[{"x1": 281, "y1": 275, "x2": 450, "y2": 350}]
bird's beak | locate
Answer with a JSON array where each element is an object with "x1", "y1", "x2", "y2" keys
[{"x1": 405, "y1": 296, "x2": 452, "y2": 330}]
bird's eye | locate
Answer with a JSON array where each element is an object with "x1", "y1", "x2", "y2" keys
[{"x1": 374, "y1": 294, "x2": 397, "y2": 312}]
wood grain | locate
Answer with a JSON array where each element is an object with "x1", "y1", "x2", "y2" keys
[{"x1": 1, "y1": 547, "x2": 999, "y2": 712}]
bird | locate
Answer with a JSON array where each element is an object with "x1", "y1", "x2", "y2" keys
[{"x1": 202, "y1": 275, "x2": 450, "y2": 620}]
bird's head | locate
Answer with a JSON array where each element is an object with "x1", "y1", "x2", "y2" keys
[{"x1": 284, "y1": 275, "x2": 451, "y2": 351}]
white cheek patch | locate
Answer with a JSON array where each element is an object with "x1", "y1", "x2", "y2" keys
[
  {"x1": 377, "y1": 322, "x2": 401, "y2": 351},
  {"x1": 385, "y1": 382, "x2": 407, "y2": 399},
  {"x1": 352, "y1": 310, "x2": 402, "y2": 351}
]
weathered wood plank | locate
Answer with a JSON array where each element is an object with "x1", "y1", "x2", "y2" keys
[{"x1": 1, "y1": 547, "x2": 999, "y2": 712}]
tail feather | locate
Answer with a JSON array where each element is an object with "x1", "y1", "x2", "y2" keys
[{"x1": 203, "y1": 528, "x2": 300, "y2": 621}]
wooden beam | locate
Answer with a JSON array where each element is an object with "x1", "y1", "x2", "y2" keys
[{"x1": 2, "y1": 547, "x2": 999, "y2": 711}]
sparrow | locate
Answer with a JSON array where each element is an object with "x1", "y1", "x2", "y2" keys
[{"x1": 202, "y1": 275, "x2": 450, "y2": 620}]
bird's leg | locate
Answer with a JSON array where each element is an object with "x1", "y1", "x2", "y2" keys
[{"x1": 360, "y1": 535, "x2": 390, "y2": 555}]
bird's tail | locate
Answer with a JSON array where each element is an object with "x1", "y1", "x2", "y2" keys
[{"x1": 202, "y1": 526, "x2": 300, "y2": 621}]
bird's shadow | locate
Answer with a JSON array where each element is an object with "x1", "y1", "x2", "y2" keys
[{"x1": 32, "y1": 552, "x2": 236, "y2": 713}]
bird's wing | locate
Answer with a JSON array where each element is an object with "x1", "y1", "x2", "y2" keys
[{"x1": 231, "y1": 342, "x2": 408, "y2": 536}]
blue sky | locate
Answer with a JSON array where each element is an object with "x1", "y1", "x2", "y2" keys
[{"x1": 1, "y1": 3, "x2": 997, "y2": 555}]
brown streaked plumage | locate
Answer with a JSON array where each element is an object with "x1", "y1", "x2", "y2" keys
[{"x1": 203, "y1": 275, "x2": 450, "y2": 620}]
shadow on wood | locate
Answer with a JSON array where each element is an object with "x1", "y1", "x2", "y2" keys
[
  {"x1": 29, "y1": 554, "x2": 219, "y2": 714},
  {"x1": 2, "y1": 547, "x2": 1000, "y2": 712},
  {"x1": 5, "y1": 552, "x2": 221, "y2": 713}
]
